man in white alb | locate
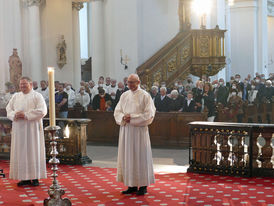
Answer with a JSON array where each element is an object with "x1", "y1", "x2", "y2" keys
[
  {"x1": 6, "y1": 77, "x2": 47, "y2": 186},
  {"x1": 37, "y1": 80, "x2": 49, "y2": 107},
  {"x1": 114, "y1": 74, "x2": 156, "y2": 195}
]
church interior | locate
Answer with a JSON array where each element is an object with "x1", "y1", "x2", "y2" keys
[{"x1": 0, "y1": 0, "x2": 274, "y2": 205}]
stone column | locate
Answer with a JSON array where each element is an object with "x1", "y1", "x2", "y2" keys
[
  {"x1": 72, "y1": 2, "x2": 83, "y2": 90},
  {"x1": 268, "y1": 1, "x2": 274, "y2": 73},
  {"x1": 90, "y1": 0, "x2": 105, "y2": 82},
  {"x1": 26, "y1": 0, "x2": 43, "y2": 82},
  {"x1": 87, "y1": 2, "x2": 93, "y2": 58},
  {"x1": 225, "y1": 1, "x2": 232, "y2": 81},
  {"x1": 229, "y1": 0, "x2": 258, "y2": 77},
  {"x1": 257, "y1": 0, "x2": 268, "y2": 76}
]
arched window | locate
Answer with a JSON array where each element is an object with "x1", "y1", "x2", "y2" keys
[{"x1": 79, "y1": 2, "x2": 88, "y2": 59}]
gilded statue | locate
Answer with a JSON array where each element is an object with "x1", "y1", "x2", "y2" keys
[
  {"x1": 8, "y1": 49, "x2": 22, "y2": 91},
  {"x1": 57, "y1": 35, "x2": 67, "y2": 69}
]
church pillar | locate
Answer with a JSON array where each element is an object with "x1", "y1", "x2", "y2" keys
[
  {"x1": 268, "y1": 1, "x2": 274, "y2": 73},
  {"x1": 257, "y1": 0, "x2": 268, "y2": 76},
  {"x1": 225, "y1": 1, "x2": 232, "y2": 82},
  {"x1": 26, "y1": 0, "x2": 43, "y2": 82},
  {"x1": 72, "y1": 2, "x2": 83, "y2": 90},
  {"x1": 0, "y1": 0, "x2": 22, "y2": 91},
  {"x1": 90, "y1": 0, "x2": 105, "y2": 82},
  {"x1": 87, "y1": 2, "x2": 93, "y2": 58},
  {"x1": 229, "y1": 0, "x2": 258, "y2": 77}
]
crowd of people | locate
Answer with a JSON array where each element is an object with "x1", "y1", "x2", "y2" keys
[{"x1": 1, "y1": 73, "x2": 274, "y2": 122}]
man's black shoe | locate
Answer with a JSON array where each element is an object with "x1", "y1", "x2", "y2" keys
[
  {"x1": 136, "y1": 186, "x2": 147, "y2": 195},
  {"x1": 31, "y1": 179, "x2": 39, "y2": 186},
  {"x1": 121, "y1": 187, "x2": 138, "y2": 194},
  {"x1": 17, "y1": 180, "x2": 32, "y2": 187}
]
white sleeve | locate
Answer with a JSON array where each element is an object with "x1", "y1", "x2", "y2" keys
[
  {"x1": 114, "y1": 94, "x2": 126, "y2": 126},
  {"x1": 6, "y1": 94, "x2": 16, "y2": 121}
]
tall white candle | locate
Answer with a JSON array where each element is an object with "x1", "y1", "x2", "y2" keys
[{"x1": 48, "y1": 67, "x2": 56, "y2": 126}]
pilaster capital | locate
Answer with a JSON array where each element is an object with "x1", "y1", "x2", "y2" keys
[
  {"x1": 72, "y1": 2, "x2": 84, "y2": 11},
  {"x1": 24, "y1": 0, "x2": 43, "y2": 7}
]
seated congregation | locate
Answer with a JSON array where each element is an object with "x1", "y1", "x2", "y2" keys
[{"x1": 1, "y1": 73, "x2": 274, "y2": 124}]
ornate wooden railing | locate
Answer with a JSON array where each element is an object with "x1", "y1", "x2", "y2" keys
[
  {"x1": 188, "y1": 121, "x2": 274, "y2": 177},
  {"x1": 136, "y1": 27, "x2": 226, "y2": 88},
  {"x1": 136, "y1": 32, "x2": 192, "y2": 88}
]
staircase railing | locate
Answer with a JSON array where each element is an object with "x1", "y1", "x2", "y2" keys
[{"x1": 136, "y1": 26, "x2": 226, "y2": 88}]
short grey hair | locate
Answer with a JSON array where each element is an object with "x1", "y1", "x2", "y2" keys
[
  {"x1": 20, "y1": 76, "x2": 32, "y2": 83},
  {"x1": 160, "y1": 87, "x2": 167, "y2": 92},
  {"x1": 171, "y1": 90, "x2": 179, "y2": 96},
  {"x1": 128, "y1": 73, "x2": 140, "y2": 81},
  {"x1": 151, "y1": 86, "x2": 158, "y2": 91}
]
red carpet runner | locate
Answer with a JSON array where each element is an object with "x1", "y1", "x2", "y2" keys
[{"x1": 0, "y1": 160, "x2": 273, "y2": 206}]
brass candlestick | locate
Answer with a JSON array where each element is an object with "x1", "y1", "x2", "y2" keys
[{"x1": 44, "y1": 125, "x2": 71, "y2": 206}]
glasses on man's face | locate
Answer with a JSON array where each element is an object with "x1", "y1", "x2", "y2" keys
[{"x1": 127, "y1": 81, "x2": 138, "y2": 84}]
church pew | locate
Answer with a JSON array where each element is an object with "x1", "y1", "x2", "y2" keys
[
  {"x1": 68, "y1": 110, "x2": 207, "y2": 149},
  {"x1": 243, "y1": 103, "x2": 258, "y2": 123},
  {"x1": 0, "y1": 109, "x2": 6, "y2": 117}
]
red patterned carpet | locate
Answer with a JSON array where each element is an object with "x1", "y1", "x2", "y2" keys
[{"x1": 0, "y1": 160, "x2": 273, "y2": 206}]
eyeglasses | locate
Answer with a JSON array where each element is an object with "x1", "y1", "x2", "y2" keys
[{"x1": 127, "y1": 81, "x2": 138, "y2": 84}]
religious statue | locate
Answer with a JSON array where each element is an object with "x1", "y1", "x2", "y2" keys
[
  {"x1": 56, "y1": 35, "x2": 67, "y2": 69},
  {"x1": 8, "y1": 49, "x2": 22, "y2": 91}
]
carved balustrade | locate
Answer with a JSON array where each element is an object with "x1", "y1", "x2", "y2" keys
[{"x1": 188, "y1": 121, "x2": 274, "y2": 177}]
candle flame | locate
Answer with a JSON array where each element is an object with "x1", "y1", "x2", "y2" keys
[
  {"x1": 48, "y1": 67, "x2": 54, "y2": 72},
  {"x1": 228, "y1": 0, "x2": 234, "y2": 6},
  {"x1": 64, "y1": 125, "x2": 70, "y2": 138}
]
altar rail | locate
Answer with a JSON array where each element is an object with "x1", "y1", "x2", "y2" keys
[
  {"x1": 188, "y1": 121, "x2": 274, "y2": 177},
  {"x1": 68, "y1": 110, "x2": 207, "y2": 148},
  {"x1": 0, "y1": 117, "x2": 91, "y2": 165}
]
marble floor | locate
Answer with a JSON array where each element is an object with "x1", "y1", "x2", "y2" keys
[{"x1": 86, "y1": 145, "x2": 189, "y2": 173}]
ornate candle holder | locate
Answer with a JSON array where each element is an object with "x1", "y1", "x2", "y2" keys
[{"x1": 44, "y1": 125, "x2": 71, "y2": 206}]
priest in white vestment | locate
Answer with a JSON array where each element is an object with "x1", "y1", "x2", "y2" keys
[
  {"x1": 65, "y1": 85, "x2": 76, "y2": 108},
  {"x1": 37, "y1": 80, "x2": 49, "y2": 107},
  {"x1": 114, "y1": 74, "x2": 156, "y2": 196},
  {"x1": 6, "y1": 77, "x2": 47, "y2": 187}
]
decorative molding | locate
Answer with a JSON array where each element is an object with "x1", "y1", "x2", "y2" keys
[
  {"x1": 24, "y1": 0, "x2": 43, "y2": 7},
  {"x1": 73, "y1": 0, "x2": 91, "y2": 2},
  {"x1": 72, "y1": 2, "x2": 84, "y2": 11},
  {"x1": 268, "y1": 0, "x2": 274, "y2": 17}
]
